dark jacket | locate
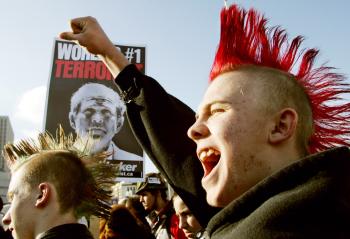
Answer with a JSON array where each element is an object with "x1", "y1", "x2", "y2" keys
[
  {"x1": 115, "y1": 64, "x2": 218, "y2": 228},
  {"x1": 38, "y1": 223, "x2": 93, "y2": 239},
  {"x1": 115, "y1": 65, "x2": 350, "y2": 238},
  {"x1": 207, "y1": 146, "x2": 350, "y2": 238}
]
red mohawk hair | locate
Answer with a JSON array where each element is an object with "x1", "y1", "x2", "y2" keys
[{"x1": 210, "y1": 4, "x2": 350, "y2": 153}]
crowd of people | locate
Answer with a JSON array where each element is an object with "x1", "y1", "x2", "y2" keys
[
  {"x1": 2, "y1": 2, "x2": 350, "y2": 239},
  {"x1": 99, "y1": 173, "x2": 201, "y2": 239}
]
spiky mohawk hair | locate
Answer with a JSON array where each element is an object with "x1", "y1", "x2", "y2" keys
[
  {"x1": 3, "y1": 126, "x2": 118, "y2": 218},
  {"x1": 210, "y1": 4, "x2": 350, "y2": 153}
]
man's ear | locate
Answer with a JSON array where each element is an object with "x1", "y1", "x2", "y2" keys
[
  {"x1": 69, "y1": 112, "x2": 76, "y2": 129},
  {"x1": 35, "y1": 183, "x2": 51, "y2": 208},
  {"x1": 268, "y1": 108, "x2": 298, "y2": 145},
  {"x1": 114, "y1": 109, "x2": 124, "y2": 134},
  {"x1": 115, "y1": 118, "x2": 123, "y2": 134}
]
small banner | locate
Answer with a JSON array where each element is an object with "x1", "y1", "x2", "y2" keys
[{"x1": 45, "y1": 39, "x2": 146, "y2": 182}]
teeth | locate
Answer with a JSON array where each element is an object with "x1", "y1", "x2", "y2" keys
[
  {"x1": 199, "y1": 151, "x2": 207, "y2": 161},
  {"x1": 198, "y1": 148, "x2": 220, "y2": 161}
]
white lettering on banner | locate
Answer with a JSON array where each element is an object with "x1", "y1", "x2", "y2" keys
[
  {"x1": 57, "y1": 42, "x2": 142, "y2": 64},
  {"x1": 57, "y1": 42, "x2": 72, "y2": 60},
  {"x1": 134, "y1": 48, "x2": 141, "y2": 63},
  {"x1": 124, "y1": 48, "x2": 142, "y2": 63},
  {"x1": 57, "y1": 42, "x2": 100, "y2": 61},
  {"x1": 119, "y1": 172, "x2": 135, "y2": 177},
  {"x1": 71, "y1": 45, "x2": 82, "y2": 60},
  {"x1": 119, "y1": 162, "x2": 137, "y2": 172}
]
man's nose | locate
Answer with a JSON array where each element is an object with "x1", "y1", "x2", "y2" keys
[
  {"x1": 178, "y1": 216, "x2": 186, "y2": 229},
  {"x1": 2, "y1": 208, "x2": 11, "y2": 226},
  {"x1": 187, "y1": 119, "x2": 209, "y2": 141},
  {"x1": 91, "y1": 113, "x2": 104, "y2": 124}
]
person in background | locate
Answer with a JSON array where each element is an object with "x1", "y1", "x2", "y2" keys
[
  {"x1": 0, "y1": 197, "x2": 12, "y2": 239},
  {"x1": 123, "y1": 196, "x2": 152, "y2": 235},
  {"x1": 2, "y1": 128, "x2": 117, "y2": 239},
  {"x1": 172, "y1": 194, "x2": 206, "y2": 239},
  {"x1": 136, "y1": 173, "x2": 186, "y2": 239},
  {"x1": 99, "y1": 204, "x2": 154, "y2": 239}
]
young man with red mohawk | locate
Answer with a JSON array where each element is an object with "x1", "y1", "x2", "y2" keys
[{"x1": 60, "y1": 3, "x2": 350, "y2": 238}]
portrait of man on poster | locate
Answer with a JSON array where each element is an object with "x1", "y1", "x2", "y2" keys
[{"x1": 69, "y1": 82, "x2": 142, "y2": 161}]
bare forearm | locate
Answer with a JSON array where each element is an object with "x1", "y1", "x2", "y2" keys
[{"x1": 98, "y1": 44, "x2": 130, "y2": 78}]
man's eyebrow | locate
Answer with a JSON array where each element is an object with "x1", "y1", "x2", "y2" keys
[
  {"x1": 209, "y1": 100, "x2": 231, "y2": 107},
  {"x1": 82, "y1": 107, "x2": 95, "y2": 112},
  {"x1": 178, "y1": 208, "x2": 191, "y2": 215},
  {"x1": 195, "y1": 100, "x2": 230, "y2": 118}
]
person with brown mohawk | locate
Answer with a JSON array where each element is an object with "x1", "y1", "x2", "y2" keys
[
  {"x1": 1, "y1": 127, "x2": 118, "y2": 239},
  {"x1": 60, "y1": 3, "x2": 350, "y2": 238}
]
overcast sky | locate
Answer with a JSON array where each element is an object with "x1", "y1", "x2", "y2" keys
[{"x1": 0, "y1": 0, "x2": 349, "y2": 171}]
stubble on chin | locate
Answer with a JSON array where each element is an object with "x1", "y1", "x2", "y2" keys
[{"x1": 91, "y1": 142, "x2": 108, "y2": 154}]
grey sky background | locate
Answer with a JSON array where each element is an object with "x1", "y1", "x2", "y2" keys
[{"x1": 0, "y1": 1, "x2": 349, "y2": 172}]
